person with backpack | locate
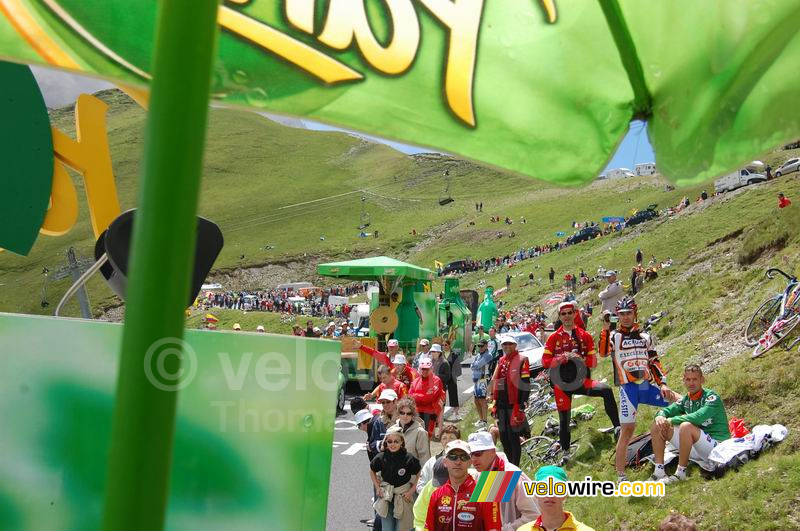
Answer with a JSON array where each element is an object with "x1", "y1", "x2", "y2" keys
[{"x1": 649, "y1": 364, "x2": 730, "y2": 483}]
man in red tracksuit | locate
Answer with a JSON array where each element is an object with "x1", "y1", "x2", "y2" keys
[
  {"x1": 426, "y1": 440, "x2": 501, "y2": 531},
  {"x1": 409, "y1": 357, "x2": 445, "y2": 436},
  {"x1": 543, "y1": 301, "x2": 619, "y2": 463}
]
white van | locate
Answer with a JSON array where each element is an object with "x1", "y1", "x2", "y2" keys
[{"x1": 714, "y1": 168, "x2": 767, "y2": 194}]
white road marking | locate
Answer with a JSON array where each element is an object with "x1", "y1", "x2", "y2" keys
[
  {"x1": 463, "y1": 385, "x2": 474, "y2": 395},
  {"x1": 342, "y1": 443, "x2": 367, "y2": 456},
  {"x1": 335, "y1": 419, "x2": 358, "y2": 431}
]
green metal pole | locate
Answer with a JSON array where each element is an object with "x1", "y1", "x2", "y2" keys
[{"x1": 101, "y1": 1, "x2": 220, "y2": 530}]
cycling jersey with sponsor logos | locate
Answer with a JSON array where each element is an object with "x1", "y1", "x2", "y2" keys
[
  {"x1": 598, "y1": 326, "x2": 665, "y2": 386},
  {"x1": 656, "y1": 388, "x2": 731, "y2": 442},
  {"x1": 543, "y1": 326, "x2": 597, "y2": 386},
  {"x1": 425, "y1": 475, "x2": 501, "y2": 531}
]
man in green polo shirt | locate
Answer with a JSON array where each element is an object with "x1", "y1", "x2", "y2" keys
[{"x1": 649, "y1": 364, "x2": 730, "y2": 483}]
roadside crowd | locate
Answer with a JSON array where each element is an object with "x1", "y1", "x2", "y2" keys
[
  {"x1": 351, "y1": 260, "x2": 727, "y2": 530},
  {"x1": 195, "y1": 282, "x2": 365, "y2": 318}
]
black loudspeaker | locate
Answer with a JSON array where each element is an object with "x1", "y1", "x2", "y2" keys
[{"x1": 94, "y1": 209, "x2": 224, "y2": 306}]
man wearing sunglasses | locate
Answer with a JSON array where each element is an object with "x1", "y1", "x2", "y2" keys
[
  {"x1": 468, "y1": 431, "x2": 538, "y2": 531},
  {"x1": 543, "y1": 301, "x2": 620, "y2": 463},
  {"x1": 425, "y1": 440, "x2": 501, "y2": 531}
]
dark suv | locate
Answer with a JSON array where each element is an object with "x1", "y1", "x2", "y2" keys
[
  {"x1": 567, "y1": 226, "x2": 601, "y2": 245},
  {"x1": 626, "y1": 204, "x2": 659, "y2": 227}
]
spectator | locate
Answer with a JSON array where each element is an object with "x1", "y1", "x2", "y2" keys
[
  {"x1": 468, "y1": 431, "x2": 538, "y2": 531},
  {"x1": 304, "y1": 320, "x2": 314, "y2": 337},
  {"x1": 490, "y1": 335, "x2": 531, "y2": 466},
  {"x1": 778, "y1": 192, "x2": 792, "y2": 208},
  {"x1": 598, "y1": 270, "x2": 624, "y2": 313},
  {"x1": 364, "y1": 366, "x2": 408, "y2": 401},
  {"x1": 444, "y1": 340, "x2": 462, "y2": 419},
  {"x1": 635, "y1": 248, "x2": 643, "y2": 265},
  {"x1": 355, "y1": 400, "x2": 385, "y2": 531},
  {"x1": 658, "y1": 513, "x2": 698, "y2": 531},
  {"x1": 370, "y1": 426, "x2": 420, "y2": 531},
  {"x1": 649, "y1": 364, "x2": 730, "y2": 484},
  {"x1": 378, "y1": 389, "x2": 400, "y2": 427},
  {"x1": 233, "y1": 323, "x2": 241, "y2": 331},
  {"x1": 256, "y1": 325, "x2": 265, "y2": 333},
  {"x1": 549, "y1": 267, "x2": 555, "y2": 286},
  {"x1": 412, "y1": 426, "x2": 460, "y2": 530},
  {"x1": 409, "y1": 358, "x2": 445, "y2": 437},
  {"x1": 516, "y1": 466, "x2": 595, "y2": 530},
  {"x1": 391, "y1": 354, "x2": 418, "y2": 390},
  {"x1": 425, "y1": 440, "x2": 501, "y2": 531},
  {"x1": 412, "y1": 338, "x2": 432, "y2": 370},
  {"x1": 393, "y1": 397, "x2": 431, "y2": 465},
  {"x1": 506, "y1": 273, "x2": 512, "y2": 290},
  {"x1": 701, "y1": 190, "x2": 708, "y2": 201},
  {"x1": 416, "y1": 424, "x2": 460, "y2": 494},
  {"x1": 766, "y1": 164, "x2": 773, "y2": 180},
  {"x1": 470, "y1": 339, "x2": 492, "y2": 428}
]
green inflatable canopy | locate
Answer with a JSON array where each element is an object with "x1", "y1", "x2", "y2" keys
[{"x1": 317, "y1": 256, "x2": 434, "y2": 282}]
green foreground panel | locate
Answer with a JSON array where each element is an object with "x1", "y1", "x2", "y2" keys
[{"x1": 0, "y1": 313, "x2": 340, "y2": 531}]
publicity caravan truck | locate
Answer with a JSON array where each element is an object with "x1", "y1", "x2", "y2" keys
[{"x1": 317, "y1": 257, "x2": 472, "y2": 390}]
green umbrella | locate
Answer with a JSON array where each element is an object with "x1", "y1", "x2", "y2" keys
[
  {"x1": 317, "y1": 256, "x2": 434, "y2": 282},
  {"x1": 1, "y1": 0, "x2": 798, "y2": 185}
]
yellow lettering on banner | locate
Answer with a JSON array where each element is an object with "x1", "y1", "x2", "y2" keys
[
  {"x1": 39, "y1": 161, "x2": 78, "y2": 236},
  {"x1": 50, "y1": 94, "x2": 121, "y2": 239},
  {"x1": 317, "y1": 0, "x2": 420, "y2": 75},
  {"x1": 418, "y1": 0, "x2": 484, "y2": 126},
  {"x1": 218, "y1": 5, "x2": 363, "y2": 84}
]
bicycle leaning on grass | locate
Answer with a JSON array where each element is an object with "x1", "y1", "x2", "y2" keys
[{"x1": 748, "y1": 268, "x2": 800, "y2": 358}]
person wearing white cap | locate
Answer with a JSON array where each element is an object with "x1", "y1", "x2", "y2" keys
[
  {"x1": 390, "y1": 353, "x2": 418, "y2": 389},
  {"x1": 408, "y1": 356, "x2": 445, "y2": 437},
  {"x1": 425, "y1": 440, "x2": 501, "y2": 531},
  {"x1": 377, "y1": 389, "x2": 400, "y2": 426},
  {"x1": 489, "y1": 334, "x2": 531, "y2": 466},
  {"x1": 467, "y1": 432, "x2": 538, "y2": 531},
  {"x1": 598, "y1": 269, "x2": 624, "y2": 314},
  {"x1": 232, "y1": 323, "x2": 241, "y2": 331},
  {"x1": 356, "y1": 337, "x2": 401, "y2": 369},
  {"x1": 255, "y1": 325, "x2": 265, "y2": 333},
  {"x1": 411, "y1": 338, "x2": 431, "y2": 370},
  {"x1": 363, "y1": 366, "x2": 408, "y2": 402}
]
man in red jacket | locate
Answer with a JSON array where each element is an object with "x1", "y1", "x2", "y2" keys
[
  {"x1": 426, "y1": 440, "x2": 501, "y2": 531},
  {"x1": 490, "y1": 336, "x2": 531, "y2": 466},
  {"x1": 543, "y1": 301, "x2": 619, "y2": 463},
  {"x1": 778, "y1": 192, "x2": 792, "y2": 208},
  {"x1": 410, "y1": 357, "x2": 445, "y2": 436}
]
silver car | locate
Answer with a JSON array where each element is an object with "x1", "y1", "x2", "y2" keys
[
  {"x1": 775, "y1": 157, "x2": 800, "y2": 177},
  {"x1": 503, "y1": 331, "x2": 546, "y2": 373}
]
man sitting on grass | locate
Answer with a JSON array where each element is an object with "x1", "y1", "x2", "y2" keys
[{"x1": 649, "y1": 364, "x2": 730, "y2": 483}]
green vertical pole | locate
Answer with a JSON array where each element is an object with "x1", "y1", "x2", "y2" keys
[{"x1": 101, "y1": 1, "x2": 220, "y2": 530}]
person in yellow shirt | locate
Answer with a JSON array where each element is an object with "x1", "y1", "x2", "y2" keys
[{"x1": 516, "y1": 466, "x2": 594, "y2": 531}]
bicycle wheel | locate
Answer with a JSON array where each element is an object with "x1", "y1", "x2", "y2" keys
[
  {"x1": 744, "y1": 295, "x2": 781, "y2": 347},
  {"x1": 752, "y1": 313, "x2": 800, "y2": 358},
  {"x1": 520, "y1": 436, "x2": 556, "y2": 471}
]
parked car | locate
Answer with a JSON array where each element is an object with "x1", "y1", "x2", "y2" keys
[
  {"x1": 439, "y1": 260, "x2": 479, "y2": 276},
  {"x1": 713, "y1": 168, "x2": 767, "y2": 193},
  {"x1": 503, "y1": 331, "x2": 545, "y2": 375},
  {"x1": 625, "y1": 204, "x2": 659, "y2": 227},
  {"x1": 566, "y1": 226, "x2": 601, "y2": 245},
  {"x1": 775, "y1": 158, "x2": 800, "y2": 177}
]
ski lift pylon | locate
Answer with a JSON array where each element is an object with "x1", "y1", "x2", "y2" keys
[{"x1": 438, "y1": 168, "x2": 454, "y2": 205}]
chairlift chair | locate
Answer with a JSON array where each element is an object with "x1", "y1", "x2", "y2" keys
[{"x1": 438, "y1": 168, "x2": 454, "y2": 205}]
